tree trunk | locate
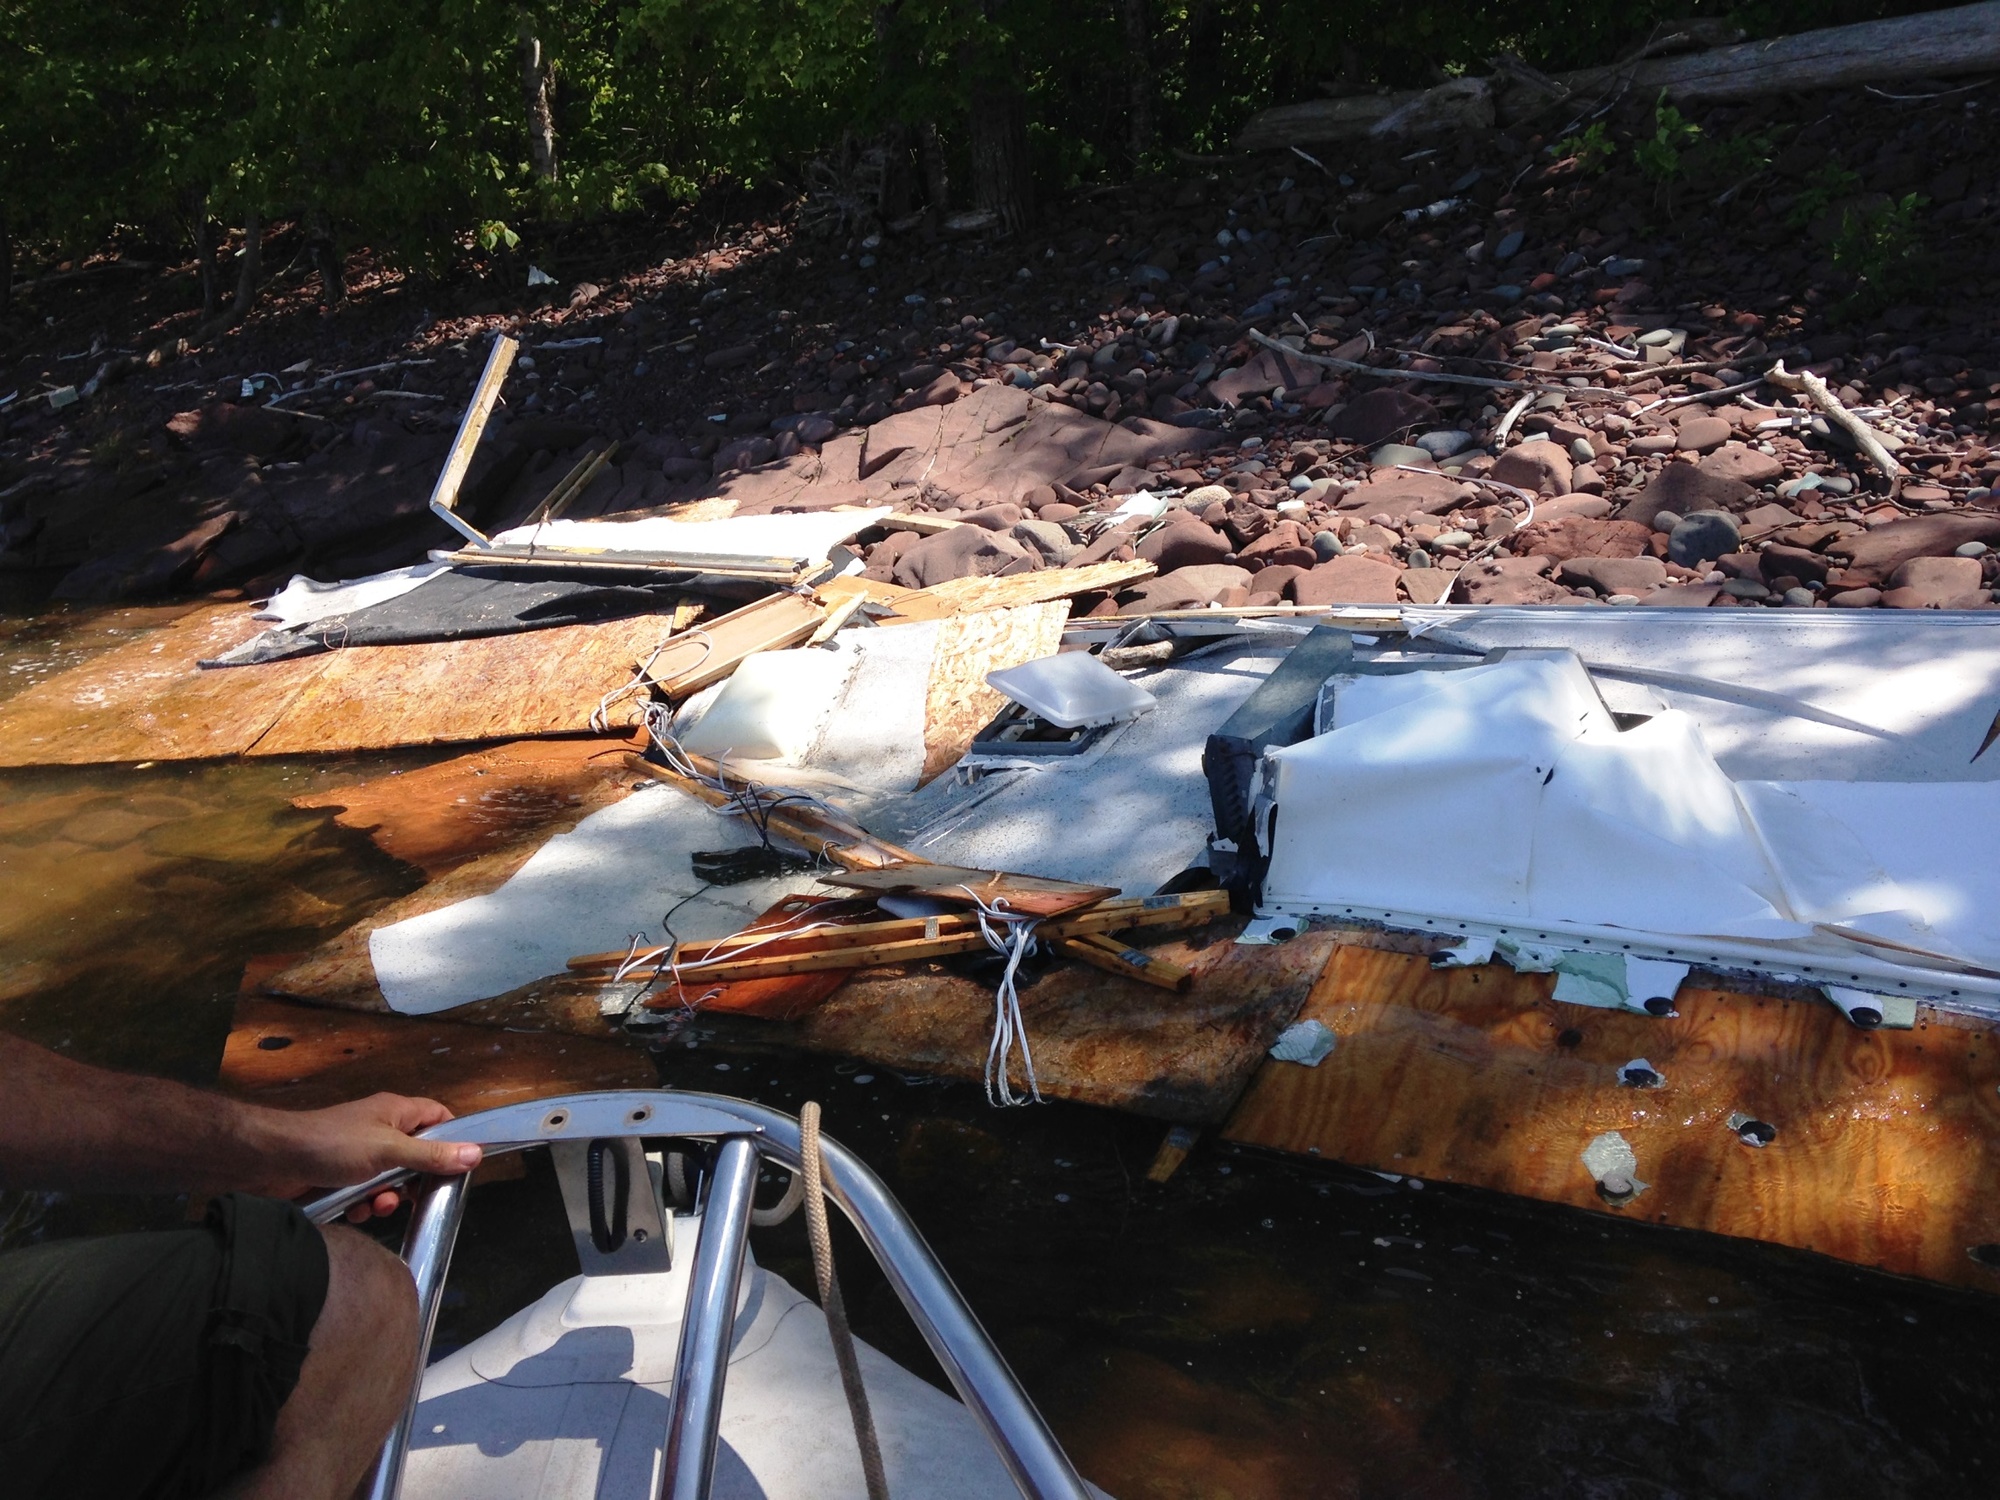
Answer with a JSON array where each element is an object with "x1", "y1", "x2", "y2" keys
[
  {"x1": 1182, "y1": 0, "x2": 1225, "y2": 136},
  {"x1": 306, "y1": 208, "x2": 345, "y2": 309},
  {"x1": 518, "y1": 16, "x2": 559, "y2": 182},
  {"x1": 196, "y1": 199, "x2": 220, "y2": 317},
  {"x1": 965, "y1": 2, "x2": 1034, "y2": 233},
  {"x1": 230, "y1": 211, "x2": 263, "y2": 323},
  {"x1": 1118, "y1": 0, "x2": 1155, "y2": 163},
  {"x1": 1238, "y1": 0, "x2": 2000, "y2": 150},
  {"x1": 0, "y1": 209, "x2": 10, "y2": 319},
  {"x1": 917, "y1": 119, "x2": 950, "y2": 212}
]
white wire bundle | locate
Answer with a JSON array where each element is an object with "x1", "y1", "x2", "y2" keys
[{"x1": 965, "y1": 890, "x2": 1045, "y2": 1107}]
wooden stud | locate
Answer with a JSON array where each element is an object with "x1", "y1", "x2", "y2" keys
[
  {"x1": 1057, "y1": 932, "x2": 1195, "y2": 992},
  {"x1": 1145, "y1": 1124, "x2": 1201, "y2": 1183},
  {"x1": 427, "y1": 333, "x2": 518, "y2": 547}
]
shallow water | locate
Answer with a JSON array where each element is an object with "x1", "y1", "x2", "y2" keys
[{"x1": 4, "y1": 606, "x2": 2000, "y2": 1497}]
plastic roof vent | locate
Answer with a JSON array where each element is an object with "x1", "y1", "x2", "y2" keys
[{"x1": 985, "y1": 652, "x2": 1158, "y2": 729}]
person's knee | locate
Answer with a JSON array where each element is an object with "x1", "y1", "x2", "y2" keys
[{"x1": 317, "y1": 1225, "x2": 418, "y2": 1370}]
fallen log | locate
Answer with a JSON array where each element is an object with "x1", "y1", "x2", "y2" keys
[{"x1": 1237, "y1": 2, "x2": 2000, "y2": 150}]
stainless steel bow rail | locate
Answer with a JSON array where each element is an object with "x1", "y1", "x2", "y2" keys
[{"x1": 304, "y1": 1091, "x2": 1092, "y2": 1500}]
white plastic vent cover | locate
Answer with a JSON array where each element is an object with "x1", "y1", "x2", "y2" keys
[{"x1": 985, "y1": 651, "x2": 1158, "y2": 729}]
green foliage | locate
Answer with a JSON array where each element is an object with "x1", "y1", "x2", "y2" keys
[
  {"x1": 1632, "y1": 97, "x2": 1701, "y2": 185},
  {"x1": 1786, "y1": 161, "x2": 1865, "y2": 229},
  {"x1": 1832, "y1": 192, "x2": 1930, "y2": 313},
  {"x1": 1702, "y1": 128, "x2": 1775, "y2": 184},
  {"x1": 1557, "y1": 122, "x2": 1617, "y2": 173},
  {"x1": 0, "y1": 0, "x2": 1965, "y2": 288}
]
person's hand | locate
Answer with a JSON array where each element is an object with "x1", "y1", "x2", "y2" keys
[{"x1": 251, "y1": 1093, "x2": 483, "y2": 1221}]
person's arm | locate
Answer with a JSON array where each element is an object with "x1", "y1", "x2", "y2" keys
[{"x1": 0, "y1": 1031, "x2": 480, "y2": 1212}]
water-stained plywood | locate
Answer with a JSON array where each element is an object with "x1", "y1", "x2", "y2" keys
[
  {"x1": 219, "y1": 995, "x2": 652, "y2": 1115},
  {"x1": 920, "y1": 601, "x2": 1068, "y2": 783},
  {"x1": 1223, "y1": 944, "x2": 2000, "y2": 1291},
  {"x1": 262, "y1": 840, "x2": 569, "y2": 1012},
  {"x1": 774, "y1": 920, "x2": 1337, "y2": 1122},
  {"x1": 292, "y1": 734, "x2": 640, "y2": 879},
  {"x1": 0, "y1": 604, "x2": 329, "y2": 766},
  {"x1": 247, "y1": 613, "x2": 679, "y2": 756}
]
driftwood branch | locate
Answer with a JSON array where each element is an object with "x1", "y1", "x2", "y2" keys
[
  {"x1": 1766, "y1": 359, "x2": 1906, "y2": 483},
  {"x1": 1247, "y1": 327, "x2": 1613, "y2": 396},
  {"x1": 1238, "y1": 2, "x2": 2000, "y2": 150}
]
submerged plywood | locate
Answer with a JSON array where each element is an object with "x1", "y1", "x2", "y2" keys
[
  {"x1": 0, "y1": 602, "x2": 684, "y2": 766},
  {"x1": 920, "y1": 601, "x2": 1068, "y2": 782},
  {"x1": 219, "y1": 994, "x2": 652, "y2": 1115},
  {"x1": 267, "y1": 907, "x2": 1324, "y2": 1123},
  {"x1": 1224, "y1": 945, "x2": 2000, "y2": 1291},
  {"x1": 293, "y1": 734, "x2": 640, "y2": 879},
  {"x1": 0, "y1": 605, "x2": 328, "y2": 766},
  {"x1": 774, "y1": 921, "x2": 1336, "y2": 1122},
  {"x1": 248, "y1": 614, "x2": 679, "y2": 756}
]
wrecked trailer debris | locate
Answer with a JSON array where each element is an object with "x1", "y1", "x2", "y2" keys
[{"x1": 7, "y1": 325, "x2": 2000, "y2": 1297}]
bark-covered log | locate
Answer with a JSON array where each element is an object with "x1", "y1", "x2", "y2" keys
[
  {"x1": 1237, "y1": 1, "x2": 2000, "y2": 151},
  {"x1": 230, "y1": 211, "x2": 262, "y2": 324},
  {"x1": 1120, "y1": 0, "x2": 1157, "y2": 162},
  {"x1": 518, "y1": 17, "x2": 558, "y2": 182}
]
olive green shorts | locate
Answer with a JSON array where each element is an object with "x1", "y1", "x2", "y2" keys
[{"x1": 0, "y1": 1194, "x2": 329, "y2": 1500}]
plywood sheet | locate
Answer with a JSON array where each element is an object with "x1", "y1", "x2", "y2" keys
[
  {"x1": 887, "y1": 559, "x2": 1154, "y2": 621},
  {"x1": 219, "y1": 995, "x2": 652, "y2": 1115},
  {"x1": 1223, "y1": 945, "x2": 2000, "y2": 1291},
  {"x1": 921, "y1": 601, "x2": 1069, "y2": 782},
  {"x1": 0, "y1": 604, "x2": 329, "y2": 766},
  {"x1": 292, "y1": 734, "x2": 640, "y2": 878},
  {"x1": 248, "y1": 614, "x2": 679, "y2": 756},
  {"x1": 777, "y1": 921, "x2": 1337, "y2": 1122},
  {"x1": 267, "y1": 908, "x2": 1326, "y2": 1123},
  {"x1": 262, "y1": 839, "x2": 574, "y2": 1012}
]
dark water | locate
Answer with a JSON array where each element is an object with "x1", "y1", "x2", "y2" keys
[{"x1": 4, "y1": 609, "x2": 2000, "y2": 1498}]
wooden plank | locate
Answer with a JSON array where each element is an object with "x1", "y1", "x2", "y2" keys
[
  {"x1": 426, "y1": 333, "x2": 517, "y2": 547},
  {"x1": 814, "y1": 575, "x2": 917, "y2": 611},
  {"x1": 1058, "y1": 932, "x2": 1194, "y2": 992},
  {"x1": 292, "y1": 734, "x2": 641, "y2": 879},
  {"x1": 817, "y1": 860, "x2": 1117, "y2": 920},
  {"x1": 631, "y1": 894, "x2": 869, "y2": 1019},
  {"x1": 920, "y1": 601, "x2": 1069, "y2": 783},
  {"x1": 1222, "y1": 945, "x2": 2000, "y2": 1291},
  {"x1": 0, "y1": 604, "x2": 331, "y2": 767},
  {"x1": 647, "y1": 590, "x2": 827, "y2": 700},
  {"x1": 884, "y1": 559, "x2": 1155, "y2": 621},
  {"x1": 570, "y1": 889, "x2": 1231, "y2": 972},
  {"x1": 246, "y1": 614, "x2": 679, "y2": 756},
  {"x1": 625, "y1": 754, "x2": 923, "y2": 871},
  {"x1": 218, "y1": 994, "x2": 651, "y2": 1115}
]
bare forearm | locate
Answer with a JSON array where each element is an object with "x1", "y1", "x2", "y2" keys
[{"x1": 0, "y1": 1031, "x2": 293, "y2": 1194}]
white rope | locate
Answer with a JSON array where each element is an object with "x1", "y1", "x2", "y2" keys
[
  {"x1": 800, "y1": 1102, "x2": 890, "y2": 1500},
  {"x1": 962, "y1": 889, "x2": 1044, "y2": 1107}
]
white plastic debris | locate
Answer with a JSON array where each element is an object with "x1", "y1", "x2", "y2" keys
[
  {"x1": 1109, "y1": 492, "x2": 1170, "y2": 521},
  {"x1": 985, "y1": 652, "x2": 1158, "y2": 729},
  {"x1": 526, "y1": 265, "x2": 556, "y2": 286},
  {"x1": 1269, "y1": 1019, "x2": 1337, "y2": 1066},
  {"x1": 1432, "y1": 934, "x2": 1497, "y2": 967},
  {"x1": 679, "y1": 646, "x2": 858, "y2": 764},
  {"x1": 1236, "y1": 914, "x2": 1302, "y2": 946},
  {"x1": 1823, "y1": 986, "x2": 1918, "y2": 1030},
  {"x1": 1580, "y1": 1131, "x2": 1647, "y2": 1200}
]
